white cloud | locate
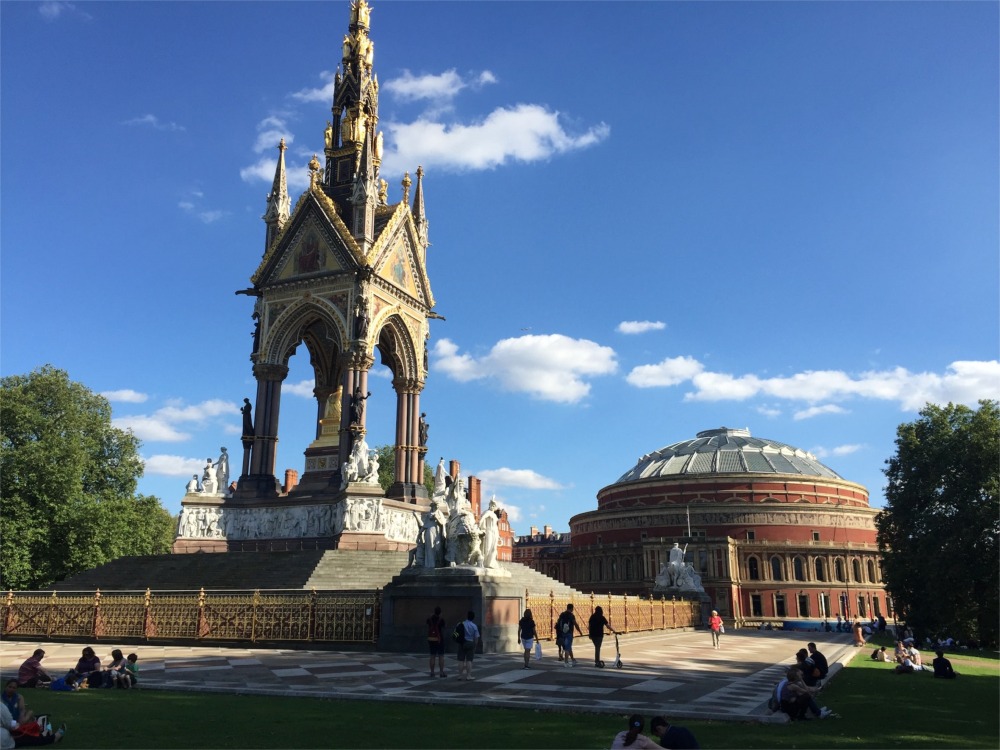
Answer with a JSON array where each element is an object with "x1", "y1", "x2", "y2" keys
[
  {"x1": 38, "y1": 2, "x2": 91, "y2": 22},
  {"x1": 383, "y1": 69, "x2": 497, "y2": 103},
  {"x1": 617, "y1": 320, "x2": 666, "y2": 335},
  {"x1": 626, "y1": 355, "x2": 704, "y2": 387},
  {"x1": 832, "y1": 444, "x2": 863, "y2": 456},
  {"x1": 101, "y1": 389, "x2": 148, "y2": 404},
  {"x1": 240, "y1": 156, "x2": 310, "y2": 194},
  {"x1": 252, "y1": 116, "x2": 294, "y2": 154},
  {"x1": 290, "y1": 72, "x2": 337, "y2": 103},
  {"x1": 499, "y1": 502, "x2": 522, "y2": 523},
  {"x1": 113, "y1": 399, "x2": 237, "y2": 443},
  {"x1": 477, "y1": 468, "x2": 565, "y2": 490},
  {"x1": 380, "y1": 105, "x2": 610, "y2": 176},
  {"x1": 434, "y1": 334, "x2": 617, "y2": 403},
  {"x1": 123, "y1": 114, "x2": 185, "y2": 132},
  {"x1": 626, "y1": 356, "x2": 1000, "y2": 411},
  {"x1": 178, "y1": 190, "x2": 225, "y2": 224},
  {"x1": 142, "y1": 454, "x2": 206, "y2": 477},
  {"x1": 284, "y1": 379, "x2": 316, "y2": 398},
  {"x1": 755, "y1": 405, "x2": 782, "y2": 418},
  {"x1": 793, "y1": 404, "x2": 848, "y2": 420}
]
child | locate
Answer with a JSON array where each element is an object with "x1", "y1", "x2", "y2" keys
[{"x1": 124, "y1": 653, "x2": 139, "y2": 689}]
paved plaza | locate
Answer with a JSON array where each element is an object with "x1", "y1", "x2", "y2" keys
[{"x1": 1, "y1": 629, "x2": 862, "y2": 721}]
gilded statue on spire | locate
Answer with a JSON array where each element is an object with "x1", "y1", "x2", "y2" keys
[{"x1": 351, "y1": 0, "x2": 372, "y2": 29}]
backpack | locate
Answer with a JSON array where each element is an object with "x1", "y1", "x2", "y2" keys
[
  {"x1": 427, "y1": 617, "x2": 442, "y2": 641},
  {"x1": 452, "y1": 622, "x2": 465, "y2": 643},
  {"x1": 558, "y1": 612, "x2": 571, "y2": 634}
]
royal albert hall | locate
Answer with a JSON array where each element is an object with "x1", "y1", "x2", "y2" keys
[{"x1": 568, "y1": 428, "x2": 891, "y2": 627}]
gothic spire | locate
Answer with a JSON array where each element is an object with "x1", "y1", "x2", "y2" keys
[
  {"x1": 262, "y1": 138, "x2": 290, "y2": 251},
  {"x1": 412, "y1": 165, "x2": 428, "y2": 248}
]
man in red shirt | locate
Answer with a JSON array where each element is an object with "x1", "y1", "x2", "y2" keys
[{"x1": 17, "y1": 649, "x2": 52, "y2": 688}]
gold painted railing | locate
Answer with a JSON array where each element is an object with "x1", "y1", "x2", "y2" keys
[
  {"x1": 2, "y1": 589, "x2": 380, "y2": 644},
  {"x1": 526, "y1": 591, "x2": 701, "y2": 640}
]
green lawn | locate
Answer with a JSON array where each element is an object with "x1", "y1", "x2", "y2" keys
[{"x1": 20, "y1": 642, "x2": 999, "y2": 749}]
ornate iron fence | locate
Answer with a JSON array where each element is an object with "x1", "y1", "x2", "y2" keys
[
  {"x1": 526, "y1": 591, "x2": 701, "y2": 640},
  {"x1": 2, "y1": 589, "x2": 380, "y2": 644}
]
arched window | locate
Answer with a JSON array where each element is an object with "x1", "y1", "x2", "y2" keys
[
  {"x1": 624, "y1": 558, "x2": 633, "y2": 580},
  {"x1": 549, "y1": 565, "x2": 559, "y2": 579},
  {"x1": 595, "y1": 560, "x2": 603, "y2": 581},
  {"x1": 814, "y1": 558, "x2": 827, "y2": 582},
  {"x1": 771, "y1": 556, "x2": 784, "y2": 581},
  {"x1": 748, "y1": 557, "x2": 760, "y2": 580},
  {"x1": 610, "y1": 559, "x2": 618, "y2": 581},
  {"x1": 866, "y1": 559, "x2": 877, "y2": 583},
  {"x1": 834, "y1": 559, "x2": 845, "y2": 582},
  {"x1": 793, "y1": 556, "x2": 805, "y2": 581},
  {"x1": 852, "y1": 559, "x2": 862, "y2": 583}
]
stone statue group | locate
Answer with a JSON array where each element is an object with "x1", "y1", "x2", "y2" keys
[
  {"x1": 185, "y1": 448, "x2": 231, "y2": 497},
  {"x1": 654, "y1": 542, "x2": 705, "y2": 592},
  {"x1": 409, "y1": 459, "x2": 503, "y2": 572},
  {"x1": 340, "y1": 435, "x2": 380, "y2": 488}
]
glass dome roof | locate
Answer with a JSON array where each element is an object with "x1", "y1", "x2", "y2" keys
[{"x1": 615, "y1": 427, "x2": 843, "y2": 483}]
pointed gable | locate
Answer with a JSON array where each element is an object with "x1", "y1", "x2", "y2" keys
[{"x1": 366, "y1": 202, "x2": 434, "y2": 309}]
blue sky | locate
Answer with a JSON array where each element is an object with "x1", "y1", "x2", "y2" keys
[{"x1": 2, "y1": 1, "x2": 997, "y2": 531}]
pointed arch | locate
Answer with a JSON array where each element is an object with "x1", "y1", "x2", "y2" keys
[{"x1": 261, "y1": 298, "x2": 350, "y2": 369}]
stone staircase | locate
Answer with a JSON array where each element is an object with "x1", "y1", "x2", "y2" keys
[{"x1": 47, "y1": 550, "x2": 585, "y2": 596}]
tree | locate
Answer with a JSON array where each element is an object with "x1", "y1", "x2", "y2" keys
[
  {"x1": 876, "y1": 400, "x2": 999, "y2": 646},
  {"x1": 0, "y1": 366, "x2": 175, "y2": 590},
  {"x1": 373, "y1": 444, "x2": 434, "y2": 496}
]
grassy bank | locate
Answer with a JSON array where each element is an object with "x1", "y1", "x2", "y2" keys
[{"x1": 20, "y1": 644, "x2": 998, "y2": 749}]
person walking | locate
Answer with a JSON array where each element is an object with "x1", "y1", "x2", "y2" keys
[
  {"x1": 588, "y1": 606, "x2": 616, "y2": 667},
  {"x1": 708, "y1": 610, "x2": 724, "y2": 649},
  {"x1": 426, "y1": 606, "x2": 446, "y2": 678},
  {"x1": 517, "y1": 609, "x2": 538, "y2": 669},
  {"x1": 556, "y1": 604, "x2": 584, "y2": 667},
  {"x1": 456, "y1": 611, "x2": 480, "y2": 681}
]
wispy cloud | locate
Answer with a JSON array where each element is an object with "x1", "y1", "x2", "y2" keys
[
  {"x1": 476, "y1": 468, "x2": 565, "y2": 491},
  {"x1": 177, "y1": 188, "x2": 225, "y2": 224},
  {"x1": 383, "y1": 69, "x2": 497, "y2": 103},
  {"x1": 794, "y1": 404, "x2": 848, "y2": 420},
  {"x1": 38, "y1": 2, "x2": 91, "y2": 22},
  {"x1": 380, "y1": 105, "x2": 610, "y2": 176},
  {"x1": 617, "y1": 320, "x2": 666, "y2": 335},
  {"x1": 291, "y1": 72, "x2": 337, "y2": 104},
  {"x1": 113, "y1": 399, "x2": 236, "y2": 443},
  {"x1": 434, "y1": 334, "x2": 617, "y2": 403},
  {"x1": 143, "y1": 454, "x2": 208, "y2": 478},
  {"x1": 627, "y1": 357, "x2": 1000, "y2": 411},
  {"x1": 101, "y1": 389, "x2": 148, "y2": 404},
  {"x1": 123, "y1": 114, "x2": 185, "y2": 132},
  {"x1": 284, "y1": 379, "x2": 315, "y2": 398},
  {"x1": 812, "y1": 443, "x2": 864, "y2": 459}
]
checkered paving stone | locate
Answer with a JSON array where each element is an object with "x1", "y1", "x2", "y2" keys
[{"x1": 0, "y1": 630, "x2": 862, "y2": 720}]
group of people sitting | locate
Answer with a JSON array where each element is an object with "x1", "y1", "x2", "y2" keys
[
  {"x1": 771, "y1": 642, "x2": 838, "y2": 720},
  {"x1": 878, "y1": 641, "x2": 958, "y2": 677},
  {"x1": 610, "y1": 714, "x2": 699, "y2": 749},
  {"x1": 2, "y1": 678, "x2": 65, "y2": 747},
  {"x1": 17, "y1": 646, "x2": 140, "y2": 692}
]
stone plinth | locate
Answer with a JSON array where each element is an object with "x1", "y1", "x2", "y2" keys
[{"x1": 379, "y1": 567, "x2": 524, "y2": 654}]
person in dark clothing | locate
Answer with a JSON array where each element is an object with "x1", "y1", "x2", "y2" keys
[
  {"x1": 650, "y1": 715, "x2": 700, "y2": 749},
  {"x1": 932, "y1": 650, "x2": 958, "y2": 678},
  {"x1": 795, "y1": 648, "x2": 822, "y2": 688},
  {"x1": 808, "y1": 642, "x2": 829, "y2": 678},
  {"x1": 588, "y1": 606, "x2": 616, "y2": 667}
]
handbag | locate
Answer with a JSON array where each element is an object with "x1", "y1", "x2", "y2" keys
[
  {"x1": 720, "y1": 624, "x2": 725, "y2": 634},
  {"x1": 534, "y1": 640, "x2": 542, "y2": 660}
]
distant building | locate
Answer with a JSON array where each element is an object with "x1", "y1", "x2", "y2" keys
[
  {"x1": 512, "y1": 525, "x2": 571, "y2": 582},
  {"x1": 568, "y1": 428, "x2": 889, "y2": 626}
]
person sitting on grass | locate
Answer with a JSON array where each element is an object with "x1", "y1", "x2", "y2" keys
[
  {"x1": 871, "y1": 646, "x2": 892, "y2": 662},
  {"x1": 649, "y1": 715, "x2": 700, "y2": 749},
  {"x1": 104, "y1": 649, "x2": 129, "y2": 688},
  {"x1": 932, "y1": 650, "x2": 958, "y2": 679},
  {"x1": 65, "y1": 646, "x2": 101, "y2": 689},
  {"x1": 2, "y1": 681, "x2": 33, "y2": 726},
  {"x1": 124, "y1": 653, "x2": 139, "y2": 688},
  {"x1": 610, "y1": 714, "x2": 661, "y2": 749},
  {"x1": 893, "y1": 641, "x2": 907, "y2": 663},
  {"x1": 16, "y1": 651, "x2": 52, "y2": 689},
  {"x1": 1, "y1": 685, "x2": 66, "y2": 747}
]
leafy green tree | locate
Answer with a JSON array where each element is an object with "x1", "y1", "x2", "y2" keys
[
  {"x1": 876, "y1": 400, "x2": 999, "y2": 646},
  {"x1": 374, "y1": 444, "x2": 434, "y2": 496},
  {"x1": 1, "y1": 366, "x2": 175, "y2": 590}
]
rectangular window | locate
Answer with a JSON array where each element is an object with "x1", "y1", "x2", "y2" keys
[
  {"x1": 746, "y1": 530, "x2": 756, "y2": 541},
  {"x1": 775, "y1": 594, "x2": 787, "y2": 618},
  {"x1": 640, "y1": 531, "x2": 647, "y2": 540},
  {"x1": 698, "y1": 549, "x2": 708, "y2": 572},
  {"x1": 818, "y1": 593, "x2": 828, "y2": 618},
  {"x1": 873, "y1": 597, "x2": 882, "y2": 617},
  {"x1": 798, "y1": 594, "x2": 810, "y2": 618},
  {"x1": 812, "y1": 531, "x2": 820, "y2": 541},
  {"x1": 857, "y1": 595, "x2": 866, "y2": 618},
  {"x1": 750, "y1": 594, "x2": 763, "y2": 617},
  {"x1": 689, "y1": 530, "x2": 706, "y2": 539}
]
